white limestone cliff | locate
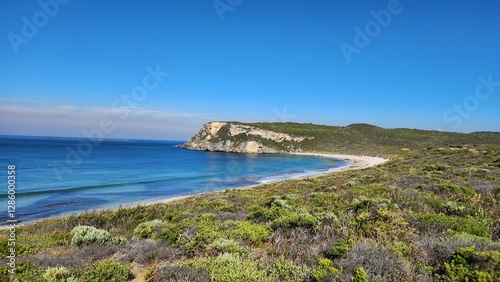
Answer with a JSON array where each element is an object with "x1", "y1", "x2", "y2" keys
[{"x1": 180, "y1": 122, "x2": 312, "y2": 154}]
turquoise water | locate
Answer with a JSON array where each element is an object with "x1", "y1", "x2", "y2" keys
[{"x1": 0, "y1": 136, "x2": 349, "y2": 223}]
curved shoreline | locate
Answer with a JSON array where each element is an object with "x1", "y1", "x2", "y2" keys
[
  {"x1": 291, "y1": 152, "x2": 388, "y2": 170},
  {"x1": 0, "y1": 153, "x2": 388, "y2": 230},
  {"x1": 99, "y1": 153, "x2": 388, "y2": 207}
]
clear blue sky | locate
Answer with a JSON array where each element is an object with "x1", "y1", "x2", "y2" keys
[{"x1": 1, "y1": 0, "x2": 499, "y2": 140}]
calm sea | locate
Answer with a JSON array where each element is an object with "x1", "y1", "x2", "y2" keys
[{"x1": 0, "y1": 136, "x2": 349, "y2": 224}]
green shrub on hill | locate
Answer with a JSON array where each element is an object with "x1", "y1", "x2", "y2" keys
[
  {"x1": 206, "y1": 239, "x2": 247, "y2": 256},
  {"x1": 189, "y1": 253, "x2": 266, "y2": 282},
  {"x1": 230, "y1": 221, "x2": 271, "y2": 246},
  {"x1": 352, "y1": 267, "x2": 369, "y2": 282},
  {"x1": 132, "y1": 219, "x2": 165, "y2": 239},
  {"x1": 42, "y1": 266, "x2": 79, "y2": 282},
  {"x1": 0, "y1": 261, "x2": 41, "y2": 281},
  {"x1": 325, "y1": 238, "x2": 354, "y2": 259},
  {"x1": 439, "y1": 246, "x2": 500, "y2": 281},
  {"x1": 415, "y1": 213, "x2": 490, "y2": 239},
  {"x1": 85, "y1": 260, "x2": 132, "y2": 282},
  {"x1": 311, "y1": 258, "x2": 340, "y2": 281}
]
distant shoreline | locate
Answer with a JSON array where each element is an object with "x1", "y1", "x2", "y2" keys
[
  {"x1": 0, "y1": 153, "x2": 388, "y2": 230},
  {"x1": 291, "y1": 152, "x2": 388, "y2": 170}
]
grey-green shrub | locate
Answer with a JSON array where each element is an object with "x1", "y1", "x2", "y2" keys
[
  {"x1": 190, "y1": 253, "x2": 266, "y2": 282},
  {"x1": 207, "y1": 239, "x2": 247, "y2": 256},
  {"x1": 133, "y1": 219, "x2": 165, "y2": 239},
  {"x1": 42, "y1": 266, "x2": 79, "y2": 282},
  {"x1": 70, "y1": 226, "x2": 112, "y2": 246},
  {"x1": 268, "y1": 257, "x2": 307, "y2": 282}
]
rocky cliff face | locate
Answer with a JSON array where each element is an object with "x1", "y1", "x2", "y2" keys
[{"x1": 181, "y1": 122, "x2": 312, "y2": 154}]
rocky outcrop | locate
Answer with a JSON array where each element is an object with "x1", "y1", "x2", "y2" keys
[{"x1": 180, "y1": 122, "x2": 313, "y2": 154}]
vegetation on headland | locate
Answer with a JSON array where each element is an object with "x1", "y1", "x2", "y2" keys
[
  {"x1": 184, "y1": 121, "x2": 500, "y2": 155},
  {"x1": 1, "y1": 123, "x2": 500, "y2": 281},
  {"x1": 235, "y1": 122, "x2": 500, "y2": 155}
]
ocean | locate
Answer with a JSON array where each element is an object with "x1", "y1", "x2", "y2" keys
[{"x1": 0, "y1": 136, "x2": 350, "y2": 224}]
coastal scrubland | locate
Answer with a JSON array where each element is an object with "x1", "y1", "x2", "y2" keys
[{"x1": 1, "y1": 123, "x2": 500, "y2": 281}]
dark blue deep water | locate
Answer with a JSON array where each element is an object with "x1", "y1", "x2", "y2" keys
[{"x1": 0, "y1": 136, "x2": 349, "y2": 223}]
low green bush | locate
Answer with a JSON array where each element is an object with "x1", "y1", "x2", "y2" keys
[
  {"x1": 143, "y1": 265, "x2": 209, "y2": 282},
  {"x1": 177, "y1": 214, "x2": 226, "y2": 252},
  {"x1": 314, "y1": 211, "x2": 338, "y2": 223},
  {"x1": 153, "y1": 224, "x2": 181, "y2": 245},
  {"x1": 437, "y1": 183, "x2": 476, "y2": 196},
  {"x1": 230, "y1": 221, "x2": 271, "y2": 245},
  {"x1": 268, "y1": 257, "x2": 307, "y2": 282},
  {"x1": 351, "y1": 196, "x2": 391, "y2": 211},
  {"x1": 111, "y1": 236, "x2": 127, "y2": 245},
  {"x1": 0, "y1": 261, "x2": 41, "y2": 281},
  {"x1": 416, "y1": 214, "x2": 490, "y2": 238},
  {"x1": 352, "y1": 267, "x2": 369, "y2": 282},
  {"x1": 143, "y1": 266, "x2": 156, "y2": 281},
  {"x1": 1, "y1": 231, "x2": 71, "y2": 256},
  {"x1": 206, "y1": 239, "x2": 247, "y2": 256},
  {"x1": 42, "y1": 266, "x2": 79, "y2": 282},
  {"x1": 85, "y1": 260, "x2": 131, "y2": 282},
  {"x1": 439, "y1": 246, "x2": 500, "y2": 282},
  {"x1": 0, "y1": 237, "x2": 9, "y2": 257},
  {"x1": 326, "y1": 238, "x2": 354, "y2": 259},
  {"x1": 272, "y1": 209, "x2": 319, "y2": 230},
  {"x1": 424, "y1": 164, "x2": 450, "y2": 172},
  {"x1": 311, "y1": 258, "x2": 340, "y2": 281},
  {"x1": 442, "y1": 201, "x2": 468, "y2": 216},
  {"x1": 190, "y1": 253, "x2": 266, "y2": 282},
  {"x1": 388, "y1": 241, "x2": 412, "y2": 259},
  {"x1": 267, "y1": 195, "x2": 293, "y2": 209},
  {"x1": 246, "y1": 205, "x2": 268, "y2": 222},
  {"x1": 132, "y1": 219, "x2": 165, "y2": 239}
]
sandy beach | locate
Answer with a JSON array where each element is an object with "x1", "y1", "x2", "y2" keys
[
  {"x1": 1, "y1": 153, "x2": 388, "y2": 229},
  {"x1": 292, "y1": 152, "x2": 388, "y2": 170}
]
